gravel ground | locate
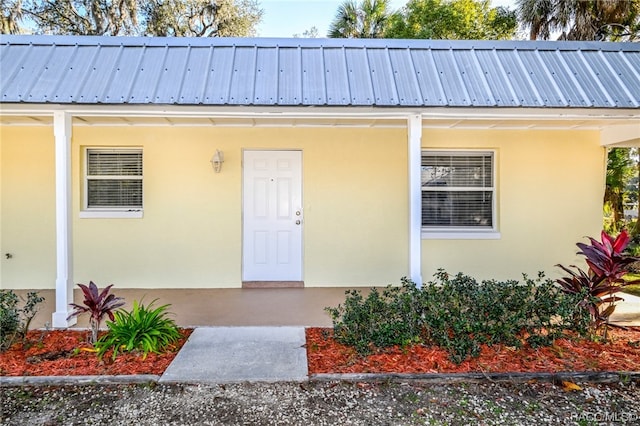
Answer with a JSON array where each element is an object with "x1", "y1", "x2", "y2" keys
[{"x1": 1, "y1": 380, "x2": 639, "y2": 425}]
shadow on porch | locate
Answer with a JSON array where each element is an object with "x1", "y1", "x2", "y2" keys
[
  {"x1": 13, "y1": 287, "x2": 362, "y2": 329},
  {"x1": 10, "y1": 288, "x2": 640, "y2": 330}
]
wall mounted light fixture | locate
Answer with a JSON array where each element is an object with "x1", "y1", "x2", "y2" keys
[{"x1": 210, "y1": 149, "x2": 224, "y2": 173}]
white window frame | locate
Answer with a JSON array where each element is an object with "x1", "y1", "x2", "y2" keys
[
  {"x1": 80, "y1": 147, "x2": 143, "y2": 219},
  {"x1": 421, "y1": 149, "x2": 499, "y2": 240}
]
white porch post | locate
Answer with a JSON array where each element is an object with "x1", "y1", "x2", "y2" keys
[
  {"x1": 408, "y1": 114, "x2": 423, "y2": 287},
  {"x1": 52, "y1": 111, "x2": 76, "y2": 328}
]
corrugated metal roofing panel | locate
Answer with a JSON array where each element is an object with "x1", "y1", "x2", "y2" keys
[
  {"x1": 254, "y1": 46, "x2": 277, "y2": 104},
  {"x1": 0, "y1": 42, "x2": 11, "y2": 77},
  {"x1": 388, "y1": 48, "x2": 421, "y2": 106},
  {"x1": 1, "y1": 35, "x2": 639, "y2": 109},
  {"x1": 53, "y1": 46, "x2": 100, "y2": 103},
  {"x1": 473, "y1": 49, "x2": 518, "y2": 107},
  {"x1": 0, "y1": 44, "x2": 28, "y2": 101},
  {"x1": 345, "y1": 47, "x2": 374, "y2": 105},
  {"x1": 153, "y1": 46, "x2": 188, "y2": 104},
  {"x1": 561, "y1": 50, "x2": 612, "y2": 107},
  {"x1": 432, "y1": 49, "x2": 471, "y2": 106},
  {"x1": 623, "y1": 51, "x2": 640, "y2": 77},
  {"x1": 80, "y1": 45, "x2": 119, "y2": 103},
  {"x1": 26, "y1": 45, "x2": 71, "y2": 102},
  {"x1": 127, "y1": 46, "x2": 166, "y2": 103},
  {"x1": 452, "y1": 49, "x2": 495, "y2": 106},
  {"x1": 323, "y1": 47, "x2": 350, "y2": 105},
  {"x1": 517, "y1": 50, "x2": 566, "y2": 106},
  {"x1": 409, "y1": 49, "x2": 447, "y2": 106},
  {"x1": 177, "y1": 46, "x2": 211, "y2": 104},
  {"x1": 278, "y1": 47, "x2": 302, "y2": 105},
  {"x1": 228, "y1": 46, "x2": 256, "y2": 105},
  {"x1": 203, "y1": 46, "x2": 234, "y2": 104},
  {"x1": 366, "y1": 48, "x2": 398, "y2": 105},
  {"x1": 605, "y1": 51, "x2": 640, "y2": 105},
  {"x1": 536, "y1": 50, "x2": 589, "y2": 107},
  {"x1": 3, "y1": 45, "x2": 51, "y2": 102},
  {"x1": 101, "y1": 46, "x2": 143, "y2": 103},
  {"x1": 494, "y1": 49, "x2": 542, "y2": 107},
  {"x1": 301, "y1": 47, "x2": 326, "y2": 105},
  {"x1": 583, "y1": 50, "x2": 637, "y2": 108},
  {"x1": 251, "y1": 46, "x2": 275, "y2": 105}
]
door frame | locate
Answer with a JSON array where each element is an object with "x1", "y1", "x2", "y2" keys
[{"x1": 241, "y1": 149, "x2": 304, "y2": 287}]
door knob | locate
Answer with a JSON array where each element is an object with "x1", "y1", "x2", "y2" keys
[{"x1": 295, "y1": 220, "x2": 301, "y2": 225}]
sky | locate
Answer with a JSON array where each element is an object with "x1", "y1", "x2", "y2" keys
[{"x1": 256, "y1": 0, "x2": 517, "y2": 38}]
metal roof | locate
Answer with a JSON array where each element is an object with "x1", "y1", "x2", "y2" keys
[{"x1": 1, "y1": 35, "x2": 639, "y2": 108}]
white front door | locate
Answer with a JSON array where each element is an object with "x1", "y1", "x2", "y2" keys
[{"x1": 242, "y1": 150, "x2": 303, "y2": 281}]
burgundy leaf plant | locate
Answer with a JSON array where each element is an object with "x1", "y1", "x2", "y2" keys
[
  {"x1": 67, "y1": 281, "x2": 125, "y2": 344},
  {"x1": 556, "y1": 230, "x2": 640, "y2": 335}
]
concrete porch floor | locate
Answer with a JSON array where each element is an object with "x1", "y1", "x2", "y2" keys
[
  {"x1": 9, "y1": 288, "x2": 640, "y2": 330},
  {"x1": 12, "y1": 287, "x2": 355, "y2": 329}
]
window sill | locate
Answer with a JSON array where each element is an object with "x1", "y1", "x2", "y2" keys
[
  {"x1": 422, "y1": 230, "x2": 501, "y2": 240},
  {"x1": 79, "y1": 210, "x2": 143, "y2": 219}
]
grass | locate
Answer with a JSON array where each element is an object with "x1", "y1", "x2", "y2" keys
[
  {"x1": 623, "y1": 284, "x2": 640, "y2": 297},
  {"x1": 623, "y1": 274, "x2": 640, "y2": 297}
]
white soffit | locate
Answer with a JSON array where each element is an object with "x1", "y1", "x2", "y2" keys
[
  {"x1": 600, "y1": 123, "x2": 640, "y2": 146},
  {"x1": 1, "y1": 109, "x2": 638, "y2": 131}
]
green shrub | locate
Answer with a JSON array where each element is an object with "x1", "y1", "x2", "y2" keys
[
  {"x1": 419, "y1": 271, "x2": 587, "y2": 363},
  {"x1": 325, "y1": 283, "x2": 423, "y2": 354},
  {"x1": 95, "y1": 299, "x2": 181, "y2": 360},
  {"x1": 326, "y1": 271, "x2": 587, "y2": 364},
  {"x1": 0, "y1": 290, "x2": 44, "y2": 351}
]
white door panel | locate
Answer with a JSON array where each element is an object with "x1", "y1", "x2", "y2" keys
[{"x1": 243, "y1": 151, "x2": 302, "y2": 281}]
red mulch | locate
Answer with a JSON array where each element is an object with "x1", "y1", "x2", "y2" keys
[
  {"x1": 305, "y1": 327, "x2": 640, "y2": 374},
  {"x1": 3, "y1": 327, "x2": 639, "y2": 377},
  {"x1": 0, "y1": 328, "x2": 192, "y2": 376}
]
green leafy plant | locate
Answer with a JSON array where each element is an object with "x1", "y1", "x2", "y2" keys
[
  {"x1": 0, "y1": 290, "x2": 44, "y2": 351},
  {"x1": 67, "y1": 282, "x2": 125, "y2": 344},
  {"x1": 325, "y1": 283, "x2": 423, "y2": 354},
  {"x1": 95, "y1": 299, "x2": 181, "y2": 360},
  {"x1": 416, "y1": 271, "x2": 585, "y2": 363},
  {"x1": 326, "y1": 271, "x2": 584, "y2": 363},
  {"x1": 556, "y1": 230, "x2": 640, "y2": 336}
]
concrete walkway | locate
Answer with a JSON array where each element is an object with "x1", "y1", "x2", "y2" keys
[
  {"x1": 2, "y1": 292, "x2": 637, "y2": 387},
  {"x1": 155, "y1": 295, "x2": 640, "y2": 385},
  {"x1": 159, "y1": 327, "x2": 308, "y2": 384},
  {"x1": 610, "y1": 292, "x2": 640, "y2": 327}
]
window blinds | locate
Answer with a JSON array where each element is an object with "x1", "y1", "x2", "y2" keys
[
  {"x1": 421, "y1": 152, "x2": 494, "y2": 228},
  {"x1": 86, "y1": 150, "x2": 142, "y2": 209}
]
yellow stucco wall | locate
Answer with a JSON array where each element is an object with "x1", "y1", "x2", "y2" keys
[
  {"x1": 0, "y1": 126, "x2": 56, "y2": 289},
  {"x1": 1, "y1": 125, "x2": 408, "y2": 289},
  {"x1": 0, "y1": 123, "x2": 605, "y2": 289},
  {"x1": 421, "y1": 128, "x2": 606, "y2": 282}
]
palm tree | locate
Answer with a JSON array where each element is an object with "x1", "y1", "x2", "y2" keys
[
  {"x1": 516, "y1": 0, "x2": 640, "y2": 41},
  {"x1": 328, "y1": 0, "x2": 391, "y2": 38},
  {"x1": 605, "y1": 149, "x2": 633, "y2": 233},
  {"x1": 516, "y1": 0, "x2": 560, "y2": 40}
]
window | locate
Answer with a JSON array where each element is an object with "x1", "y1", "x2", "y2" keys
[
  {"x1": 421, "y1": 151, "x2": 495, "y2": 233},
  {"x1": 82, "y1": 149, "x2": 143, "y2": 218}
]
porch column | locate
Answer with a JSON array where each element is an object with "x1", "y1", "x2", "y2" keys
[
  {"x1": 52, "y1": 111, "x2": 76, "y2": 328},
  {"x1": 408, "y1": 114, "x2": 423, "y2": 287}
]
